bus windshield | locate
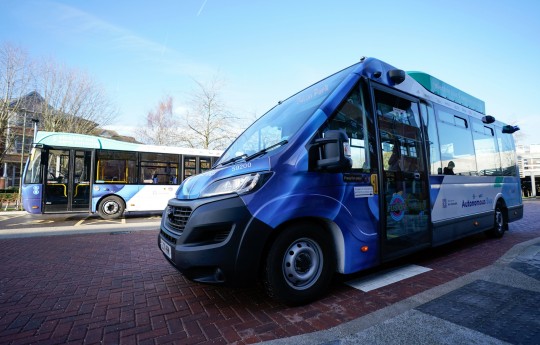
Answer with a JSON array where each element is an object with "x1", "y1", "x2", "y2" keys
[
  {"x1": 217, "y1": 64, "x2": 357, "y2": 165},
  {"x1": 24, "y1": 148, "x2": 42, "y2": 184}
]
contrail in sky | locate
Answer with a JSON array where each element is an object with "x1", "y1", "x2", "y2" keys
[{"x1": 197, "y1": 0, "x2": 208, "y2": 16}]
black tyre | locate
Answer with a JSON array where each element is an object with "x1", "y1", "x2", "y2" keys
[
  {"x1": 486, "y1": 203, "x2": 505, "y2": 238},
  {"x1": 97, "y1": 196, "x2": 125, "y2": 220},
  {"x1": 264, "y1": 223, "x2": 335, "y2": 306}
]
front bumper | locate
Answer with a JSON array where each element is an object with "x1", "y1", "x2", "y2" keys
[
  {"x1": 158, "y1": 195, "x2": 272, "y2": 286},
  {"x1": 507, "y1": 204, "x2": 524, "y2": 224}
]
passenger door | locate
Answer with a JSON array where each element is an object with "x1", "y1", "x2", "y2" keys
[
  {"x1": 43, "y1": 149, "x2": 92, "y2": 213},
  {"x1": 72, "y1": 150, "x2": 92, "y2": 211},
  {"x1": 373, "y1": 87, "x2": 431, "y2": 261}
]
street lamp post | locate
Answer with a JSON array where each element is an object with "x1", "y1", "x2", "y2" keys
[
  {"x1": 17, "y1": 111, "x2": 28, "y2": 210},
  {"x1": 31, "y1": 118, "x2": 39, "y2": 143}
]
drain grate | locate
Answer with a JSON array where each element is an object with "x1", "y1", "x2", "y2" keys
[{"x1": 416, "y1": 280, "x2": 540, "y2": 344}]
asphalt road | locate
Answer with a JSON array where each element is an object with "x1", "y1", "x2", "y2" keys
[{"x1": 0, "y1": 211, "x2": 162, "y2": 238}]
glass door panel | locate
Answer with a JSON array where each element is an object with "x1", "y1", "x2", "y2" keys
[
  {"x1": 375, "y1": 89, "x2": 431, "y2": 260},
  {"x1": 72, "y1": 150, "x2": 91, "y2": 210},
  {"x1": 43, "y1": 149, "x2": 70, "y2": 212},
  {"x1": 43, "y1": 149, "x2": 92, "y2": 212}
]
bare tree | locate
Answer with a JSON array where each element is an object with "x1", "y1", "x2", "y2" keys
[
  {"x1": 0, "y1": 42, "x2": 33, "y2": 166},
  {"x1": 35, "y1": 58, "x2": 117, "y2": 134},
  {"x1": 180, "y1": 76, "x2": 239, "y2": 150},
  {"x1": 135, "y1": 95, "x2": 181, "y2": 146},
  {"x1": 137, "y1": 77, "x2": 243, "y2": 149}
]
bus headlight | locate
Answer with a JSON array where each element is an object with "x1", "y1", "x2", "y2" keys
[{"x1": 200, "y1": 172, "x2": 271, "y2": 198}]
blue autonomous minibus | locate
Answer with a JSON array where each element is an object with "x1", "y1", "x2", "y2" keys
[{"x1": 158, "y1": 57, "x2": 523, "y2": 305}]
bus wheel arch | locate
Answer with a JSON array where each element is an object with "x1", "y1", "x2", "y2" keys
[
  {"x1": 262, "y1": 219, "x2": 337, "y2": 305},
  {"x1": 97, "y1": 195, "x2": 126, "y2": 220}
]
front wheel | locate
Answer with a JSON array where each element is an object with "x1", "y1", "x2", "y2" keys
[
  {"x1": 264, "y1": 223, "x2": 335, "y2": 306},
  {"x1": 98, "y1": 196, "x2": 125, "y2": 220}
]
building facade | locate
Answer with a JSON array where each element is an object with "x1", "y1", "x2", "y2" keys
[
  {"x1": 0, "y1": 92, "x2": 43, "y2": 189},
  {"x1": 1, "y1": 91, "x2": 137, "y2": 190},
  {"x1": 516, "y1": 144, "x2": 540, "y2": 197}
]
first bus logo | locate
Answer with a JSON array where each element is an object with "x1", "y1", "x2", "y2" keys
[{"x1": 388, "y1": 193, "x2": 406, "y2": 221}]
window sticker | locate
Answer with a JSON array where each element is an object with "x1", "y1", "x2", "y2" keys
[
  {"x1": 354, "y1": 186, "x2": 374, "y2": 198},
  {"x1": 388, "y1": 193, "x2": 406, "y2": 221}
]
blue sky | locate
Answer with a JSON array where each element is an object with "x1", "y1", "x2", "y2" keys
[{"x1": 1, "y1": 0, "x2": 539, "y2": 144}]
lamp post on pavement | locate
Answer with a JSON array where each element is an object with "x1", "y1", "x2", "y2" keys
[
  {"x1": 17, "y1": 111, "x2": 28, "y2": 210},
  {"x1": 31, "y1": 118, "x2": 39, "y2": 143}
]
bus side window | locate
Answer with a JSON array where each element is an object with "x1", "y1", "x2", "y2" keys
[
  {"x1": 436, "y1": 108, "x2": 477, "y2": 175},
  {"x1": 95, "y1": 150, "x2": 136, "y2": 183},
  {"x1": 496, "y1": 126, "x2": 517, "y2": 176},
  {"x1": 420, "y1": 103, "x2": 441, "y2": 175},
  {"x1": 140, "y1": 152, "x2": 180, "y2": 185}
]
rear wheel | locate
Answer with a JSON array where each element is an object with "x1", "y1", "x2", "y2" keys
[
  {"x1": 98, "y1": 196, "x2": 125, "y2": 220},
  {"x1": 486, "y1": 203, "x2": 505, "y2": 238},
  {"x1": 264, "y1": 223, "x2": 335, "y2": 306}
]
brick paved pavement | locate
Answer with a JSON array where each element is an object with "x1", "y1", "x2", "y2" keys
[{"x1": 1, "y1": 201, "x2": 539, "y2": 344}]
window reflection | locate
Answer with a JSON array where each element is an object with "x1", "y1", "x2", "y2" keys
[
  {"x1": 434, "y1": 105, "x2": 517, "y2": 177},
  {"x1": 323, "y1": 82, "x2": 376, "y2": 172},
  {"x1": 436, "y1": 109, "x2": 477, "y2": 175},
  {"x1": 497, "y1": 126, "x2": 517, "y2": 176},
  {"x1": 472, "y1": 119, "x2": 501, "y2": 175}
]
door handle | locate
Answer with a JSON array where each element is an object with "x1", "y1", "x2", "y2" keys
[{"x1": 370, "y1": 174, "x2": 378, "y2": 194}]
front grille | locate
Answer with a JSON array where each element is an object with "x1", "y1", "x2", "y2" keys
[
  {"x1": 213, "y1": 230, "x2": 231, "y2": 243},
  {"x1": 166, "y1": 206, "x2": 192, "y2": 234},
  {"x1": 160, "y1": 230, "x2": 177, "y2": 244}
]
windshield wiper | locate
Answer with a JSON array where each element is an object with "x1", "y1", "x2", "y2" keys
[
  {"x1": 218, "y1": 140, "x2": 288, "y2": 167},
  {"x1": 218, "y1": 154, "x2": 247, "y2": 167},
  {"x1": 245, "y1": 140, "x2": 288, "y2": 161}
]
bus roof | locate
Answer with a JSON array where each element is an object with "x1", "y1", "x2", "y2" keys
[
  {"x1": 34, "y1": 131, "x2": 223, "y2": 157},
  {"x1": 407, "y1": 71, "x2": 485, "y2": 114}
]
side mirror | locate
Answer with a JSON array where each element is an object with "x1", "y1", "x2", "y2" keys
[
  {"x1": 502, "y1": 125, "x2": 520, "y2": 134},
  {"x1": 314, "y1": 130, "x2": 352, "y2": 171}
]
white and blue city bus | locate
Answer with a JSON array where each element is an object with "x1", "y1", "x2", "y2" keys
[
  {"x1": 22, "y1": 131, "x2": 222, "y2": 219},
  {"x1": 158, "y1": 57, "x2": 523, "y2": 305}
]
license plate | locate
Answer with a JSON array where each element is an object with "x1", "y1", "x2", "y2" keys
[{"x1": 160, "y1": 238, "x2": 172, "y2": 259}]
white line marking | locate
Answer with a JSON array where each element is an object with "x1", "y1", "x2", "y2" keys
[{"x1": 0, "y1": 214, "x2": 25, "y2": 222}]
